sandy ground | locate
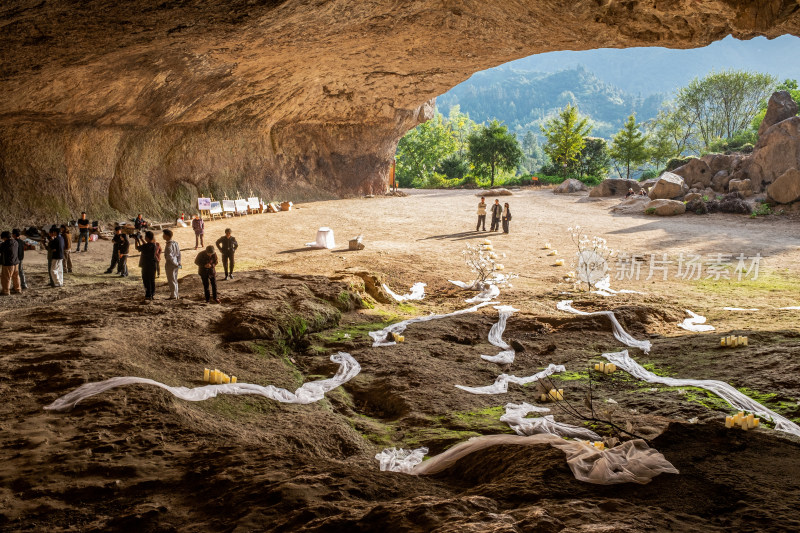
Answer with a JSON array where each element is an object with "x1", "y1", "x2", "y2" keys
[{"x1": 2, "y1": 188, "x2": 800, "y2": 532}]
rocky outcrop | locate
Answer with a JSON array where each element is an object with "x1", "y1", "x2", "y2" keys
[
  {"x1": 758, "y1": 91, "x2": 799, "y2": 137},
  {"x1": 767, "y1": 168, "x2": 800, "y2": 204},
  {"x1": 589, "y1": 179, "x2": 640, "y2": 197},
  {"x1": 610, "y1": 195, "x2": 649, "y2": 214},
  {"x1": 648, "y1": 173, "x2": 687, "y2": 200},
  {"x1": 743, "y1": 116, "x2": 800, "y2": 192},
  {"x1": 553, "y1": 179, "x2": 588, "y2": 194},
  {"x1": 728, "y1": 178, "x2": 753, "y2": 197},
  {"x1": 2, "y1": 1, "x2": 800, "y2": 223},
  {"x1": 646, "y1": 199, "x2": 686, "y2": 216},
  {"x1": 673, "y1": 158, "x2": 712, "y2": 189}
]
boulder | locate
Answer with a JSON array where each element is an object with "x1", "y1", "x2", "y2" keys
[
  {"x1": 610, "y1": 195, "x2": 649, "y2": 214},
  {"x1": 645, "y1": 199, "x2": 686, "y2": 216},
  {"x1": 701, "y1": 153, "x2": 740, "y2": 175},
  {"x1": 639, "y1": 178, "x2": 658, "y2": 190},
  {"x1": 673, "y1": 158, "x2": 712, "y2": 189},
  {"x1": 758, "y1": 91, "x2": 799, "y2": 138},
  {"x1": 684, "y1": 192, "x2": 702, "y2": 202},
  {"x1": 728, "y1": 178, "x2": 753, "y2": 197},
  {"x1": 744, "y1": 116, "x2": 800, "y2": 191},
  {"x1": 648, "y1": 172, "x2": 687, "y2": 200},
  {"x1": 477, "y1": 188, "x2": 513, "y2": 197},
  {"x1": 766, "y1": 168, "x2": 800, "y2": 204},
  {"x1": 589, "y1": 179, "x2": 640, "y2": 197},
  {"x1": 711, "y1": 170, "x2": 731, "y2": 192},
  {"x1": 553, "y1": 178, "x2": 588, "y2": 194}
]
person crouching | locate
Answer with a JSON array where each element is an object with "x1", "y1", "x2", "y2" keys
[{"x1": 195, "y1": 245, "x2": 220, "y2": 304}]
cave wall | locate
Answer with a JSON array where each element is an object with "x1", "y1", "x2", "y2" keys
[{"x1": 1, "y1": 0, "x2": 799, "y2": 224}]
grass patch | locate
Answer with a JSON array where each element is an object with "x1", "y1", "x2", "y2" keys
[
  {"x1": 694, "y1": 272, "x2": 800, "y2": 301},
  {"x1": 444, "y1": 406, "x2": 511, "y2": 433},
  {"x1": 642, "y1": 362, "x2": 672, "y2": 377},
  {"x1": 548, "y1": 370, "x2": 589, "y2": 382}
]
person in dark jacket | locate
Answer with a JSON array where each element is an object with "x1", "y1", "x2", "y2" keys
[
  {"x1": 106, "y1": 226, "x2": 123, "y2": 274},
  {"x1": 60, "y1": 225, "x2": 73, "y2": 273},
  {"x1": 502, "y1": 202, "x2": 512, "y2": 234},
  {"x1": 489, "y1": 199, "x2": 503, "y2": 232},
  {"x1": 0, "y1": 231, "x2": 21, "y2": 295},
  {"x1": 76, "y1": 211, "x2": 90, "y2": 252},
  {"x1": 134, "y1": 214, "x2": 148, "y2": 231},
  {"x1": 11, "y1": 229, "x2": 27, "y2": 290},
  {"x1": 192, "y1": 214, "x2": 204, "y2": 249},
  {"x1": 134, "y1": 231, "x2": 157, "y2": 300},
  {"x1": 215, "y1": 228, "x2": 239, "y2": 280},
  {"x1": 195, "y1": 245, "x2": 220, "y2": 303},
  {"x1": 118, "y1": 232, "x2": 130, "y2": 277},
  {"x1": 48, "y1": 227, "x2": 65, "y2": 287}
]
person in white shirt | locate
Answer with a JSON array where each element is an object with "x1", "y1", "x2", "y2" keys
[
  {"x1": 162, "y1": 229, "x2": 182, "y2": 300},
  {"x1": 476, "y1": 197, "x2": 487, "y2": 231}
]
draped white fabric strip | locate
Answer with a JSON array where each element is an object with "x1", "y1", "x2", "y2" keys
[
  {"x1": 592, "y1": 275, "x2": 643, "y2": 297},
  {"x1": 455, "y1": 364, "x2": 566, "y2": 394},
  {"x1": 500, "y1": 402, "x2": 601, "y2": 440},
  {"x1": 557, "y1": 300, "x2": 652, "y2": 353},
  {"x1": 44, "y1": 352, "x2": 361, "y2": 412},
  {"x1": 601, "y1": 350, "x2": 800, "y2": 437},
  {"x1": 722, "y1": 307, "x2": 759, "y2": 311},
  {"x1": 481, "y1": 305, "x2": 518, "y2": 364},
  {"x1": 369, "y1": 302, "x2": 494, "y2": 347},
  {"x1": 375, "y1": 447, "x2": 428, "y2": 473},
  {"x1": 382, "y1": 282, "x2": 426, "y2": 302},
  {"x1": 678, "y1": 310, "x2": 715, "y2": 332}
]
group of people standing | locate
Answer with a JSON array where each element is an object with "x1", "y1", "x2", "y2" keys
[{"x1": 476, "y1": 197, "x2": 512, "y2": 233}]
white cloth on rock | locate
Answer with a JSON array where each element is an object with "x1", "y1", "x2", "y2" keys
[
  {"x1": 375, "y1": 447, "x2": 428, "y2": 473},
  {"x1": 382, "y1": 282, "x2": 426, "y2": 302},
  {"x1": 500, "y1": 403, "x2": 601, "y2": 440},
  {"x1": 455, "y1": 364, "x2": 566, "y2": 394},
  {"x1": 600, "y1": 350, "x2": 800, "y2": 437},
  {"x1": 305, "y1": 227, "x2": 336, "y2": 249},
  {"x1": 557, "y1": 300, "x2": 652, "y2": 353},
  {"x1": 44, "y1": 352, "x2": 360, "y2": 412},
  {"x1": 369, "y1": 302, "x2": 494, "y2": 347},
  {"x1": 481, "y1": 305, "x2": 518, "y2": 364},
  {"x1": 592, "y1": 275, "x2": 643, "y2": 297},
  {"x1": 678, "y1": 310, "x2": 715, "y2": 332}
]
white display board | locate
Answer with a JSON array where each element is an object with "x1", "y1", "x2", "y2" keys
[
  {"x1": 222, "y1": 200, "x2": 236, "y2": 213},
  {"x1": 247, "y1": 197, "x2": 260, "y2": 210},
  {"x1": 209, "y1": 201, "x2": 222, "y2": 215},
  {"x1": 235, "y1": 199, "x2": 249, "y2": 214}
]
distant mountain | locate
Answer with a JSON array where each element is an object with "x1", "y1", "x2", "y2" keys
[{"x1": 436, "y1": 66, "x2": 663, "y2": 139}]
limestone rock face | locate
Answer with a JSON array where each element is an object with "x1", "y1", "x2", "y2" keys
[
  {"x1": 744, "y1": 117, "x2": 800, "y2": 192},
  {"x1": 553, "y1": 179, "x2": 588, "y2": 194},
  {"x1": 610, "y1": 195, "x2": 649, "y2": 214},
  {"x1": 758, "y1": 91, "x2": 800, "y2": 137},
  {"x1": 673, "y1": 158, "x2": 712, "y2": 189},
  {"x1": 712, "y1": 170, "x2": 732, "y2": 192},
  {"x1": 728, "y1": 178, "x2": 753, "y2": 197},
  {"x1": 648, "y1": 173, "x2": 687, "y2": 200},
  {"x1": 767, "y1": 168, "x2": 800, "y2": 204},
  {"x1": 2, "y1": 1, "x2": 800, "y2": 223},
  {"x1": 589, "y1": 179, "x2": 640, "y2": 197},
  {"x1": 646, "y1": 199, "x2": 686, "y2": 216}
]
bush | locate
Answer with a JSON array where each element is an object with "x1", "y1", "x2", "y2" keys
[
  {"x1": 750, "y1": 201, "x2": 772, "y2": 217},
  {"x1": 639, "y1": 169, "x2": 659, "y2": 181},
  {"x1": 666, "y1": 156, "x2": 694, "y2": 172},
  {"x1": 645, "y1": 207, "x2": 656, "y2": 215},
  {"x1": 423, "y1": 172, "x2": 461, "y2": 189}
]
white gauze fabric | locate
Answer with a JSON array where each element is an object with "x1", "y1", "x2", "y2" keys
[
  {"x1": 405, "y1": 434, "x2": 678, "y2": 485},
  {"x1": 481, "y1": 305, "x2": 518, "y2": 364},
  {"x1": 557, "y1": 300, "x2": 652, "y2": 353},
  {"x1": 601, "y1": 350, "x2": 800, "y2": 437},
  {"x1": 592, "y1": 275, "x2": 643, "y2": 297},
  {"x1": 466, "y1": 284, "x2": 501, "y2": 303},
  {"x1": 677, "y1": 310, "x2": 715, "y2": 332},
  {"x1": 500, "y1": 402, "x2": 601, "y2": 440},
  {"x1": 723, "y1": 307, "x2": 759, "y2": 312},
  {"x1": 44, "y1": 352, "x2": 360, "y2": 412},
  {"x1": 382, "y1": 282, "x2": 426, "y2": 302},
  {"x1": 449, "y1": 273, "x2": 514, "y2": 303},
  {"x1": 369, "y1": 302, "x2": 494, "y2": 347},
  {"x1": 455, "y1": 364, "x2": 566, "y2": 394},
  {"x1": 375, "y1": 447, "x2": 428, "y2": 473},
  {"x1": 779, "y1": 306, "x2": 800, "y2": 310}
]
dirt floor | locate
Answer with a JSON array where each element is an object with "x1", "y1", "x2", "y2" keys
[{"x1": 2, "y1": 188, "x2": 800, "y2": 532}]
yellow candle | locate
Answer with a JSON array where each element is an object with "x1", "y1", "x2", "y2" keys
[
  {"x1": 753, "y1": 418, "x2": 759, "y2": 427},
  {"x1": 203, "y1": 368, "x2": 210, "y2": 382},
  {"x1": 483, "y1": 239, "x2": 492, "y2": 245},
  {"x1": 720, "y1": 338, "x2": 726, "y2": 346},
  {"x1": 743, "y1": 336, "x2": 748, "y2": 346},
  {"x1": 231, "y1": 376, "x2": 237, "y2": 384},
  {"x1": 557, "y1": 389, "x2": 564, "y2": 401},
  {"x1": 554, "y1": 259, "x2": 564, "y2": 266},
  {"x1": 495, "y1": 264, "x2": 504, "y2": 270},
  {"x1": 224, "y1": 375, "x2": 231, "y2": 384},
  {"x1": 544, "y1": 243, "x2": 551, "y2": 249},
  {"x1": 397, "y1": 336, "x2": 405, "y2": 343},
  {"x1": 594, "y1": 363, "x2": 599, "y2": 371},
  {"x1": 725, "y1": 416, "x2": 733, "y2": 428}
]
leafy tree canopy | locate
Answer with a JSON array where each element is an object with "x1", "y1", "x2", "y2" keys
[
  {"x1": 540, "y1": 104, "x2": 592, "y2": 176},
  {"x1": 610, "y1": 114, "x2": 649, "y2": 180},
  {"x1": 466, "y1": 120, "x2": 524, "y2": 187}
]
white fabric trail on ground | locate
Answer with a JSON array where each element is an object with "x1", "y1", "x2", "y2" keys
[
  {"x1": 779, "y1": 306, "x2": 800, "y2": 310},
  {"x1": 449, "y1": 273, "x2": 514, "y2": 303},
  {"x1": 677, "y1": 310, "x2": 715, "y2": 332},
  {"x1": 375, "y1": 447, "x2": 429, "y2": 473},
  {"x1": 481, "y1": 305, "x2": 518, "y2": 364},
  {"x1": 592, "y1": 275, "x2": 643, "y2": 297},
  {"x1": 722, "y1": 307, "x2": 759, "y2": 311},
  {"x1": 455, "y1": 364, "x2": 566, "y2": 394},
  {"x1": 45, "y1": 352, "x2": 360, "y2": 412},
  {"x1": 500, "y1": 403, "x2": 601, "y2": 440},
  {"x1": 369, "y1": 302, "x2": 494, "y2": 347},
  {"x1": 601, "y1": 350, "x2": 800, "y2": 437},
  {"x1": 557, "y1": 300, "x2": 652, "y2": 353},
  {"x1": 382, "y1": 282, "x2": 426, "y2": 302}
]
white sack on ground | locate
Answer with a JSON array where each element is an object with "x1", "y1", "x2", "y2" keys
[
  {"x1": 592, "y1": 275, "x2": 643, "y2": 297},
  {"x1": 723, "y1": 307, "x2": 759, "y2": 311},
  {"x1": 369, "y1": 302, "x2": 494, "y2": 347},
  {"x1": 500, "y1": 403, "x2": 601, "y2": 440},
  {"x1": 375, "y1": 447, "x2": 428, "y2": 473},
  {"x1": 601, "y1": 350, "x2": 800, "y2": 437},
  {"x1": 455, "y1": 364, "x2": 566, "y2": 394},
  {"x1": 549, "y1": 438, "x2": 679, "y2": 484},
  {"x1": 408, "y1": 434, "x2": 678, "y2": 484},
  {"x1": 382, "y1": 282, "x2": 426, "y2": 302},
  {"x1": 557, "y1": 300, "x2": 652, "y2": 353},
  {"x1": 678, "y1": 310, "x2": 715, "y2": 332},
  {"x1": 481, "y1": 305, "x2": 518, "y2": 364},
  {"x1": 45, "y1": 352, "x2": 360, "y2": 412},
  {"x1": 305, "y1": 227, "x2": 336, "y2": 249}
]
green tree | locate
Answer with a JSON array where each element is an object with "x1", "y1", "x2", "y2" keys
[
  {"x1": 610, "y1": 114, "x2": 649, "y2": 180},
  {"x1": 576, "y1": 137, "x2": 610, "y2": 180},
  {"x1": 540, "y1": 104, "x2": 592, "y2": 177},
  {"x1": 466, "y1": 120, "x2": 524, "y2": 187},
  {"x1": 395, "y1": 113, "x2": 457, "y2": 187},
  {"x1": 676, "y1": 70, "x2": 776, "y2": 149},
  {"x1": 445, "y1": 105, "x2": 479, "y2": 157}
]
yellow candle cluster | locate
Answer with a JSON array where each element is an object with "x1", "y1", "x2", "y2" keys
[
  {"x1": 495, "y1": 263, "x2": 505, "y2": 270},
  {"x1": 554, "y1": 259, "x2": 564, "y2": 266},
  {"x1": 720, "y1": 335, "x2": 748, "y2": 347},
  {"x1": 203, "y1": 368, "x2": 237, "y2": 384},
  {"x1": 725, "y1": 412, "x2": 759, "y2": 430},
  {"x1": 539, "y1": 388, "x2": 564, "y2": 402},
  {"x1": 483, "y1": 239, "x2": 492, "y2": 246},
  {"x1": 594, "y1": 362, "x2": 617, "y2": 374},
  {"x1": 544, "y1": 243, "x2": 551, "y2": 249},
  {"x1": 390, "y1": 332, "x2": 405, "y2": 343},
  {"x1": 580, "y1": 440, "x2": 606, "y2": 450},
  {"x1": 547, "y1": 250, "x2": 558, "y2": 256}
]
